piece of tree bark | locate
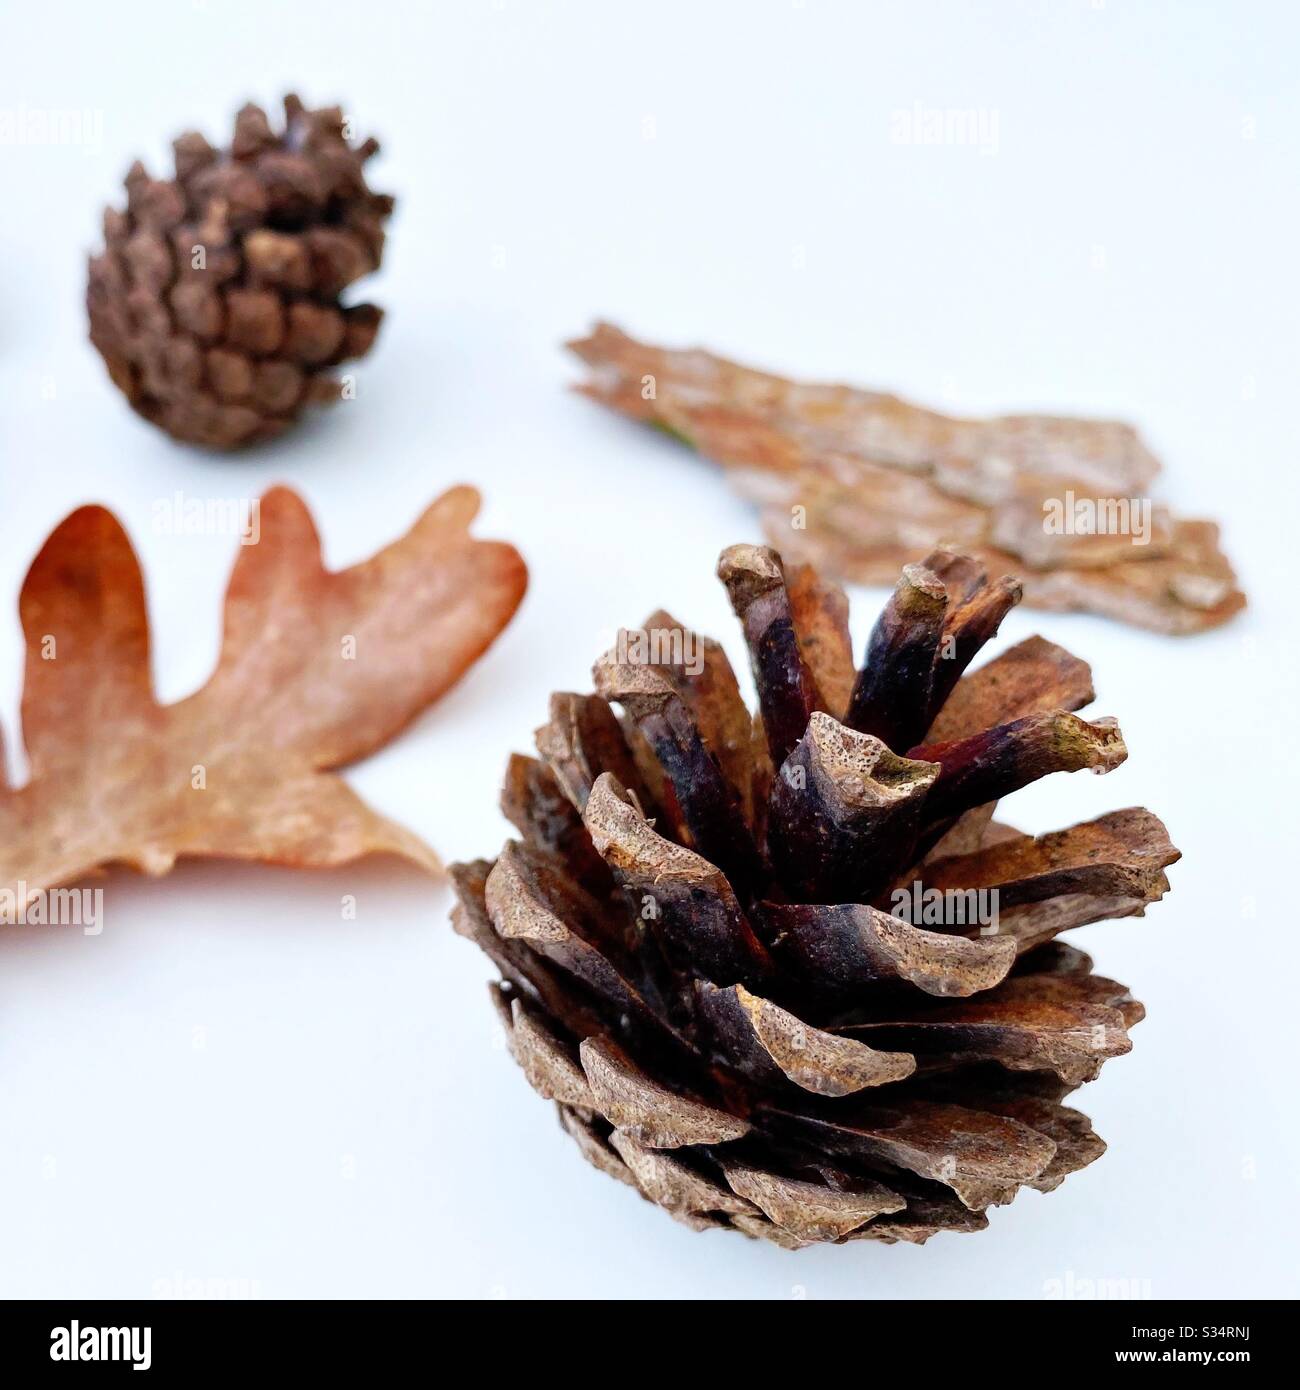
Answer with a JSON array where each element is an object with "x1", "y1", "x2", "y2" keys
[{"x1": 569, "y1": 322, "x2": 1245, "y2": 634}]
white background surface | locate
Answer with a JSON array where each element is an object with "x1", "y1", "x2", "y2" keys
[{"x1": 1, "y1": 0, "x2": 1297, "y2": 1299}]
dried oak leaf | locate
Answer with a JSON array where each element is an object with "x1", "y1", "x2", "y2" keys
[{"x1": 0, "y1": 486, "x2": 527, "y2": 899}]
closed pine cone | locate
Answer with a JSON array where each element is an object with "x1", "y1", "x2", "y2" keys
[
  {"x1": 87, "y1": 95, "x2": 393, "y2": 449},
  {"x1": 452, "y1": 544, "x2": 1179, "y2": 1247}
]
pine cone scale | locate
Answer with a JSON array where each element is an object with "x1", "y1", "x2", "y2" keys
[{"x1": 766, "y1": 900, "x2": 1020, "y2": 1000}]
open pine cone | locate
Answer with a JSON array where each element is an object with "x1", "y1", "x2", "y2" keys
[
  {"x1": 451, "y1": 544, "x2": 1179, "y2": 1247},
  {"x1": 87, "y1": 95, "x2": 393, "y2": 449}
]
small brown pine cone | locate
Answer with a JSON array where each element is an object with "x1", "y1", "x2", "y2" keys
[
  {"x1": 452, "y1": 544, "x2": 1180, "y2": 1247},
  {"x1": 87, "y1": 94, "x2": 394, "y2": 449}
]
